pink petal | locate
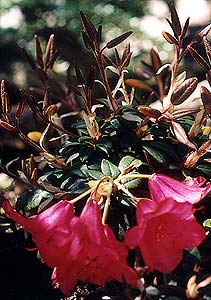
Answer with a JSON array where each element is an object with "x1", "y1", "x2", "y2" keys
[{"x1": 149, "y1": 173, "x2": 211, "y2": 204}]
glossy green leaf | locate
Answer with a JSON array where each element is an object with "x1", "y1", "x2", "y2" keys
[
  {"x1": 118, "y1": 155, "x2": 142, "y2": 172},
  {"x1": 101, "y1": 159, "x2": 120, "y2": 178}
]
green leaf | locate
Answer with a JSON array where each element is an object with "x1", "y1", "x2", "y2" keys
[
  {"x1": 26, "y1": 189, "x2": 53, "y2": 211},
  {"x1": 142, "y1": 145, "x2": 167, "y2": 164},
  {"x1": 123, "y1": 177, "x2": 142, "y2": 189},
  {"x1": 196, "y1": 164, "x2": 211, "y2": 176},
  {"x1": 66, "y1": 153, "x2": 80, "y2": 164},
  {"x1": 87, "y1": 169, "x2": 104, "y2": 180},
  {"x1": 118, "y1": 155, "x2": 142, "y2": 172},
  {"x1": 101, "y1": 159, "x2": 120, "y2": 178}
]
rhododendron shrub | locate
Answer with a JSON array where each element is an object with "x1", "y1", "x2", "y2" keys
[
  {"x1": 1, "y1": 2, "x2": 211, "y2": 299},
  {"x1": 2, "y1": 199, "x2": 137, "y2": 295},
  {"x1": 125, "y1": 197, "x2": 205, "y2": 273}
]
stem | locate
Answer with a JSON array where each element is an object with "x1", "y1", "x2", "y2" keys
[
  {"x1": 69, "y1": 187, "x2": 95, "y2": 204},
  {"x1": 117, "y1": 173, "x2": 151, "y2": 182},
  {"x1": 95, "y1": 52, "x2": 119, "y2": 113},
  {"x1": 102, "y1": 195, "x2": 111, "y2": 224}
]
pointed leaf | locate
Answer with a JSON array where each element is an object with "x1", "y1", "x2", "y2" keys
[
  {"x1": 203, "y1": 36, "x2": 211, "y2": 65},
  {"x1": 96, "y1": 24, "x2": 102, "y2": 48},
  {"x1": 181, "y1": 17, "x2": 190, "y2": 40},
  {"x1": 201, "y1": 86, "x2": 211, "y2": 116},
  {"x1": 162, "y1": 31, "x2": 179, "y2": 45},
  {"x1": 188, "y1": 46, "x2": 210, "y2": 71},
  {"x1": 65, "y1": 82, "x2": 83, "y2": 97},
  {"x1": 121, "y1": 43, "x2": 131, "y2": 64},
  {"x1": 75, "y1": 63, "x2": 85, "y2": 85},
  {"x1": 103, "y1": 53, "x2": 117, "y2": 67},
  {"x1": 170, "y1": 121, "x2": 197, "y2": 149},
  {"x1": 150, "y1": 47, "x2": 161, "y2": 72},
  {"x1": 44, "y1": 34, "x2": 55, "y2": 69},
  {"x1": 121, "y1": 52, "x2": 132, "y2": 68},
  {"x1": 86, "y1": 65, "x2": 96, "y2": 90},
  {"x1": 170, "y1": 2, "x2": 181, "y2": 36},
  {"x1": 35, "y1": 35, "x2": 44, "y2": 68},
  {"x1": 106, "y1": 31, "x2": 132, "y2": 49},
  {"x1": 166, "y1": 18, "x2": 178, "y2": 39},
  {"x1": 171, "y1": 77, "x2": 198, "y2": 105},
  {"x1": 1, "y1": 91, "x2": 11, "y2": 115},
  {"x1": 81, "y1": 30, "x2": 93, "y2": 50},
  {"x1": 43, "y1": 86, "x2": 50, "y2": 111},
  {"x1": 101, "y1": 159, "x2": 120, "y2": 179},
  {"x1": 80, "y1": 11, "x2": 97, "y2": 42},
  {"x1": 191, "y1": 24, "x2": 211, "y2": 45},
  {"x1": 16, "y1": 94, "x2": 25, "y2": 118}
]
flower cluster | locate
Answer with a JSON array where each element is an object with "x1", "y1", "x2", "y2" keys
[
  {"x1": 2, "y1": 199, "x2": 137, "y2": 295},
  {"x1": 2, "y1": 173, "x2": 210, "y2": 294}
]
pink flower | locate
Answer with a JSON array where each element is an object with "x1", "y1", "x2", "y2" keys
[
  {"x1": 2, "y1": 199, "x2": 137, "y2": 295},
  {"x1": 149, "y1": 173, "x2": 211, "y2": 204},
  {"x1": 125, "y1": 198, "x2": 205, "y2": 273}
]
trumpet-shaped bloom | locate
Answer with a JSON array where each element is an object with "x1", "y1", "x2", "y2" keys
[
  {"x1": 149, "y1": 173, "x2": 211, "y2": 204},
  {"x1": 125, "y1": 198, "x2": 205, "y2": 273},
  {"x1": 2, "y1": 199, "x2": 137, "y2": 295}
]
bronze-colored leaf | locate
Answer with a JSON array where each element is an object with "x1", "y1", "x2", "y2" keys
[
  {"x1": 106, "y1": 31, "x2": 132, "y2": 49},
  {"x1": 1, "y1": 80, "x2": 5, "y2": 99},
  {"x1": 35, "y1": 35, "x2": 44, "y2": 68},
  {"x1": 170, "y1": 120, "x2": 196, "y2": 150},
  {"x1": 162, "y1": 31, "x2": 179, "y2": 45},
  {"x1": 201, "y1": 86, "x2": 211, "y2": 116},
  {"x1": 65, "y1": 82, "x2": 82, "y2": 97},
  {"x1": 102, "y1": 54, "x2": 117, "y2": 68},
  {"x1": 170, "y1": 3, "x2": 181, "y2": 36},
  {"x1": 150, "y1": 47, "x2": 161, "y2": 72},
  {"x1": 16, "y1": 94, "x2": 25, "y2": 118},
  {"x1": 166, "y1": 18, "x2": 178, "y2": 39},
  {"x1": 75, "y1": 63, "x2": 85, "y2": 85},
  {"x1": 137, "y1": 106, "x2": 161, "y2": 119},
  {"x1": 45, "y1": 48, "x2": 62, "y2": 70},
  {"x1": 191, "y1": 24, "x2": 211, "y2": 46},
  {"x1": 96, "y1": 25, "x2": 102, "y2": 49},
  {"x1": 81, "y1": 30, "x2": 93, "y2": 50},
  {"x1": 114, "y1": 48, "x2": 121, "y2": 66},
  {"x1": 203, "y1": 36, "x2": 211, "y2": 65},
  {"x1": 80, "y1": 11, "x2": 97, "y2": 42},
  {"x1": 121, "y1": 52, "x2": 132, "y2": 68},
  {"x1": 43, "y1": 86, "x2": 51, "y2": 111},
  {"x1": 44, "y1": 34, "x2": 56, "y2": 70},
  {"x1": 1, "y1": 92, "x2": 11, "y2": 115},
  {"x1": 188, "y1": 46, "x2": 210, "y2": 71},
  {"x1": 125, "y1": 79, "x2": 153, "y2": 92},
  {"x1": 86, "y1": 65, "x2": 96, "y2": 90},
  {"x1": 0, "y1": 120, "x2": 15, "y2": 131},
  {"x1": 180, "y1": 17, "x2": 190, "y2": 40},
  {"x1": 121, "y1": 43, "x2": 130, "y2": 64},
  {"x1": 171, "y1": 77, "x2": 198, "y2": 105}
]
